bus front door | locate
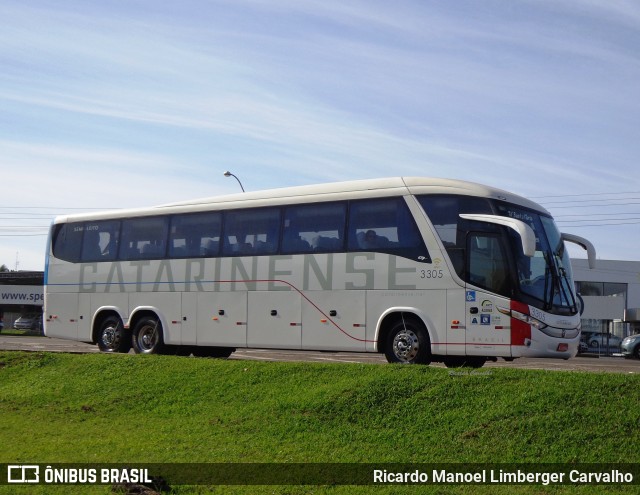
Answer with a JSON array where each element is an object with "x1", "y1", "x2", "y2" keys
[{"x1": 464, "y1": 232, "x2": 512, "y2": 357}]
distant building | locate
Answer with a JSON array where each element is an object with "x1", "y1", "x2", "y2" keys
[
  {"x1": 0, "y1": 271, "x2": 44, "y2": 331},
  {"x1": 572, "y1": 259, "x2": 640, "y2": 353},
  {"x1": 0, "y1": 271, "x2": 44, "y2": 309}
]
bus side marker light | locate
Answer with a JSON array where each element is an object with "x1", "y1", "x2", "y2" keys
[
  {"x1": 320, "y1": 319, "x2": 327, "y2": 323},
  {"x1": 557, "y1": 343, "x2": 569, "y2": 352}
]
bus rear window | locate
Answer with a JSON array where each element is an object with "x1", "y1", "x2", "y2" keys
[
  {"x1": 52, "y1": 223, "x2": 83, "y2": 263},
  {"x1": 52, "y1": 221, "x2": 121, "y2": 263}
]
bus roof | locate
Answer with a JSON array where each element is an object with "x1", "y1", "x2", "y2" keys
[{"x1": 52, "y1": 177, "x2": 550, "y2": 223}]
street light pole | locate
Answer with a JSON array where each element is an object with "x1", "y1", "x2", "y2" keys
[{"x1": 223, "y1": 171, "x2": 245, "y2": 192}]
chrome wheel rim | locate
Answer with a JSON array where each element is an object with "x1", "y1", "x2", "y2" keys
[
  {"x1": 101, "y1": 326, "x2": 118, "y2": 348},
  {"x1": 138, "y1": 324, "x2": 158, "y2": 351},
  {"x1": 392, "y1": 329, "x2": 419, "y2": 362}
]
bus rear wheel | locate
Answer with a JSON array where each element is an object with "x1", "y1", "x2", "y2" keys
[
  {"x1": 97, "y1": 316, "x2": 131, "y2": 353},
  {"x1": 132, "y1": 317, "x2": 164, "y2": 354},
  {"x1": 384, "y1": 316, "x2": 431, "y2": 365}
]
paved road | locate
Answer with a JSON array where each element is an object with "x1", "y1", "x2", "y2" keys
[{"x1": 1, "y1": 335, "x2": 638, "y2": 373}]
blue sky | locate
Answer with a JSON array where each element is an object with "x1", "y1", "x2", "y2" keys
[{"x1": 1, "y1": 0, "x2": 639, "y2": 270}]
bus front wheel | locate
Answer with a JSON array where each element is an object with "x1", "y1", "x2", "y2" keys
[
  {"x1": 97, "y1": 316, "x2": 131, "y2": 353},
  {"x1": 132, "y1": 317, "x2": 164, "y2": 354},
  {"x1": 384, "y1": 317, "x2": 431, "y2": 365}
]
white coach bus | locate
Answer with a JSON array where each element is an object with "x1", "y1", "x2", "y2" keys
[{"x1": 44, "y1": 177, "x2": 596, "y2": 367}]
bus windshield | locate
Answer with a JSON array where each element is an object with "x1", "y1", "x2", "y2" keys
[
  {"x1": 495, "y1": 203, "x2": 578, "y2": 314},
  {"x1": 418, "y1": 195, "x2": 578, "y2": 315}
]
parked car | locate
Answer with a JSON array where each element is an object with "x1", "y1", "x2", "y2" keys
[
  {"x1": 621, "y1": 334, "x2": 640, "y2": 360},
  {"x1": 13, "y1": 313, "x2": 43, "y2": 331},
  {"x1": 587, "y1": 332, "x2": 622, "y2": 349}
]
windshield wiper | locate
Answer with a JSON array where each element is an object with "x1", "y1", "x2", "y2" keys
[{"x1": 555, "y1": 255, "x2": 578, "y2": 313}]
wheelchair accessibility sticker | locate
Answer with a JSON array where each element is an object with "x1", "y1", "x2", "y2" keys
[{"x1": 465, "y1": 290, "x2": 476, "y2": 302}]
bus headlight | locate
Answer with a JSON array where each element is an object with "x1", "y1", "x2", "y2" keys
[{"x1": 498, "y1": 306, "x2": 548, "y2": 330}]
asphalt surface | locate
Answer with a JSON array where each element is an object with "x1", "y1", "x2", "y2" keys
[{"x1": 1, "y1": 334, "x2": 638, "y2": 373}]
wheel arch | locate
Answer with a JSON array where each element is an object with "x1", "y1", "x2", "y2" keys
[
  {"x1": 129, "y1": 307, "x2": 167, "y2": 337},
  {"x1": 375, "y1": 307, "x2": 434, "y2": 354},
  {"x1": 91, "y1": 307, "x2": 127, "y2": 344}
]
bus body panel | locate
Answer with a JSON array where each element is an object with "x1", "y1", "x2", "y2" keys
[
  {"x1": 446, "y1": 288, "x2": 466, "y2": 356},
  {"x1": 181, "y1": 293, "x2": 197, "y2": 345},
  {"x1": 196, "y1": 291, "x2": 247, "y2": 347},
  {"x1": 45, "y1": 292, "x2": 79, "y2": 340},
  {"x1": 78, "y1": 293, "x2": 92, "y2": 341},
  {"x1": 301, "y1": 290, "x2": 366, "y2": 352},
  {"x1": 464, "y1": 288, "x2": 512, "y2": 357},
  {"x1": 247, "y1": 291, "x2": 302, "y2": 349}
]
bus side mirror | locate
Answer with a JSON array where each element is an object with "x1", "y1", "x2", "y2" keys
[{"x1": 561, "y1": 233, "x2": 596, "y2": 269}]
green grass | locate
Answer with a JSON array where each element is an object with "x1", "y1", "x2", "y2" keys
[{"x1": 0, "y1": 351, "x2": 638, "y2": 494}]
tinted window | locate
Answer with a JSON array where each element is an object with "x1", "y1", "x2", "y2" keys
[
  {"x1": 222, "y1": 208, "x2": 281, "y2": 256},
  {"x1": 81, "y1": 220, "x2": 120, "y2": 262},
  {"x1": 52, "y1": 223, "x2": 83, "y2": 263},
  {"x1": 119, "y1": 217, "x2": 169, "y2": 260},
  {"x1": 169, "y1": 212, "x2": 221, "y2": 258},
  {"x1": 418, "y1": 195, "x2": 493, "y2": 277},
  {"x1": 348, "y1": 197, "x2": 429, "y2": 262},
  {"x1": 282, "y1": 202, "x2": 346, "y2": 254},
  {"x1": 468, "y1": 233, "x2": 511, "y2": 297}
]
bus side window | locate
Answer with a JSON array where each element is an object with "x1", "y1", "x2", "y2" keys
[
  {"x1": 222, "y1": 208, "x2": 281, "y2": 257},
  {"x1": 119, "y1": 217, "x2": 169, "y2": 260},
  {"x1": 348, "y1": 197, "x2": 428, "y2": 261},
  {"x1": 169, "y1": 212, "x2": 221, "y2": 258},
  {"x1": 281, "y1": 202, "x2": 346, "y2": 254},
  {"x1": 80, "y1": 221, "x2": 120, "y2": 262}
]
